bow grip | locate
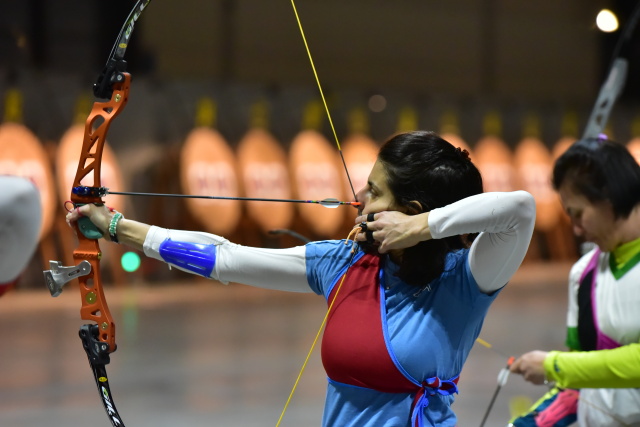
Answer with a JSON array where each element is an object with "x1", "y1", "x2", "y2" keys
[{"x1": 75, "y1": 203, "x2": 104, "y2": 239}]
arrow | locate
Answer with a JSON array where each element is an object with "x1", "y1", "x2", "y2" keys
[
  {"x1": 71, "y1": 186, "x2": 361, "y2": 208},
  {"x1": 479, "y1": 356, "x2": 515, "y2": 427}
]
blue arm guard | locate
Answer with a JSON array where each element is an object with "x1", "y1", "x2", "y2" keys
[{"x1": 159, "y1": 239, "x2": 217, "y2": 277}]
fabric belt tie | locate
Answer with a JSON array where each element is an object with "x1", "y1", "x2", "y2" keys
[{"x1": 411, "y1": 375, "x2": 460, "y2": 427}]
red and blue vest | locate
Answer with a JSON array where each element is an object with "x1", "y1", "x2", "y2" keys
[{"x1": 321, "y1": 253, "x2": 459, "y2": 426}]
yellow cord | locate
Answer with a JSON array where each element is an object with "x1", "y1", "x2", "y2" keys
[
  {"x1": 345, "y1": 225, "x2": 363, "y2": 253},
  {"x1": 275, "y1": 222, "x2": 364, "y2": 426},
  {"x1": 475, "y1": 337, "x2": 510, "y2": 360},
  {"x1": 276, "y1": 4, "x2": 363, "y2": 424},
  {"x1": 475, "y1": 337, "x2": 492, "y2": 349},
  {"x1": 275, "y1": 270, "x2": 350, "y2": 427}
]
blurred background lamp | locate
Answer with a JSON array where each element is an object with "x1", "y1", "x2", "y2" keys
[
  {"x1": 121, "y1": 251, "x2": 141, "y2": 273},
  {"x1": 596, "y1": 9, "x2": 619, "y2": 33},
  {"x1": 368, "y1": 94, "x2": 387, "y2": 113}
]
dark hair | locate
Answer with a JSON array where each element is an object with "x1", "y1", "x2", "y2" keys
[
  {"x1": 376, "y1": 131, "x2": 483, "y2": 286},
  {"x1": 552, "y1": 137, "x2": 640, "y2": 219}
]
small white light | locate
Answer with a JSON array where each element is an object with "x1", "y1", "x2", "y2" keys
[
  {"x1": 368, "y1": 95, "x2": 387, "y2": 113},
  {"x1": 596, "y1": 9, "x2": 619, "y2": 33}
]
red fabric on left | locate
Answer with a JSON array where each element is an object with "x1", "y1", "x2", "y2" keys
[
  {"x1": 321, "y1": 253, "x2": 418, "y2": 393},
  {"x1": 0, "y1": 278, "x2": 18, "y2": 297}
]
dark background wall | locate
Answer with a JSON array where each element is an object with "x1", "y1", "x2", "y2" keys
[
  {"x1": 0, "y1": 0, "x2": 639, "y2": 146},
  {"x1": 2, "y1": 0, "x2": 640, "y2": 284}
]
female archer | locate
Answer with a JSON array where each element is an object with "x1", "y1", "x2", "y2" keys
[
  {"x1": 510, "y1": 137, "x2": 640, "y2": 426},
  {"x1": 67, "y1": 130, "x2": 535, "y2": 426}
]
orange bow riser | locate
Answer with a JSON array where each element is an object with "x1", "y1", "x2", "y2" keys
[{"x1": 72, "y1": 71, "x2": 131, "y2": 355}]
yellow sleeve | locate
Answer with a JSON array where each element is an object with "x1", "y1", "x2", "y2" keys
[{"x1": 544, "y1": 344, "x2": 640, "y2": 389}]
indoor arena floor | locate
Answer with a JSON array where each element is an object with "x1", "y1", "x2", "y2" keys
[{"x1": 0, "y1": 261, "x2": 572, "y2": 427}]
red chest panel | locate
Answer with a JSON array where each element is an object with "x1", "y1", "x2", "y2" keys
[{"x1": 321, "y1": 254, "x2": 418, "y2": 393}]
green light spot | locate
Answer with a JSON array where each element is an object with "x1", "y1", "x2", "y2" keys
[{"x1": 121, "y1": 252, "x2": 141, "y2": 273}]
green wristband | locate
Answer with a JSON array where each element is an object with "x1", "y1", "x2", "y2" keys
[{"x1": 108, "y1": 212, "x2": 124, "y2": 243}]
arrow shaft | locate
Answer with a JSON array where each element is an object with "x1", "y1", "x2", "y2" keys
[{"x1": 105, "y1": 190, "x2": 360, "y2": 206}]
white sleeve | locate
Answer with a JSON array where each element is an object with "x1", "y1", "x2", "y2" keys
[
  {"x1": 0, "y1": 176, "x2": 42, "y2": 283},
  {"x1": 428, "y1": 190, "x2": 536, "y2": 293},
  {"x1": 143, "y1": 226, "x2": 311, "y2": 293}
]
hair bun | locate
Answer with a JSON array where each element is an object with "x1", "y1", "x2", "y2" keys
[{"x1": 456, "y1": 147, "x2": 470, "y2": 161}]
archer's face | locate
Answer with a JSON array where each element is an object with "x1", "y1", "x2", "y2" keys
[
  {"x1": 558, "y1": 181, "x2": 619, "y2": 252},
  {"x1": 355, "y1": 160, "x2": 400, "y2": 215}
]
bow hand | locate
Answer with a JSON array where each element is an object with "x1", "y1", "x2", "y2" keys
[{"x1": 67, "y1": 203, "x2": 113, "y2": 239}]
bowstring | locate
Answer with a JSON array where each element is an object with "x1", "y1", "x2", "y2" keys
[
  {"x1": 276, "y1": 3, "x2": 362, "y2": 424},
  {"x1": 275, "y1": 255, "x2": 355, "y2": 426},
  {"x1": 288, "y1": 0, "x2": 357, "y2": 201}
]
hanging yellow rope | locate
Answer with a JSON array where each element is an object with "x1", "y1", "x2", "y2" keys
[{"x1": 275, "y1": 271, "x2": 349, "y2": 426}]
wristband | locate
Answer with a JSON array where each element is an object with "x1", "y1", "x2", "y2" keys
[{"x1": 108, "y1": 212, "x2": 124, "y2": 243}]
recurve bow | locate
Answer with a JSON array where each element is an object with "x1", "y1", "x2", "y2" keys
[{"x1": 43, "y1": 2, "x2": 152, "y2": 426}]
